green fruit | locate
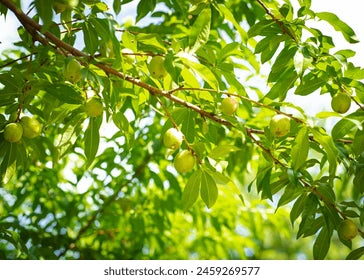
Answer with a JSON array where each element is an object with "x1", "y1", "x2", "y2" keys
[
  {"x1": 3, "y1": 123, "x2": 23, "y2": 143},
  {"x1": 221, "y1": 97, "x2": 238, "y2": 116},
  {"x1": 331, "y1": 93, "x2": 351, "y2": 114},
  {"x1": 53, "y1": 0, "x2": 78, "y2": 13},
  {"x1": 64, "y1": 58, "x2": 82, "y2": 83},
  {"x1": 338, "y1": 219, "x2": 358, "y2": 240},
  {"x1": 174, "y1": 150, "x2": 195, "y2": 173},
  {"x1": 85, "y1": 97, "x2": 103, "y2": 117},
  {"x1": 20, "y1": 116, "x2": 42, "y2": 139},
  {"x1": 163, "y1": 128, "x2": 183, "y2": 150},
  {"x1": 148, "y1": 56, "x2": 167, "y2": 79},
  {"x1": 270, "y1": 114, "x2": 290, "y2": 137}
]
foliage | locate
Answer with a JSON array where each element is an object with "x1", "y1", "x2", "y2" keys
[{"x1": 0, "y1": 0, "x2": 363, "y2": 260}]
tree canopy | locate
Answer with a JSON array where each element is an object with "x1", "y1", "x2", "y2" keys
[{"x1": 0, "y1": 0, "x2": 363, "y2": 260}]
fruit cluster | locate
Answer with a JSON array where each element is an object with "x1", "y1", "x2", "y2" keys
[
  {"x1": 163, "y1": 128, "x2": 195, "y2": 173},
  {"x1": 3, "y1": 116, "x2": 42, "y2": 143}
]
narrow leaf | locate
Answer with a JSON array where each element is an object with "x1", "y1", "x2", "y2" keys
[
  {"x1": 200, "y1": 171, "x2": 218, "y2": 208},
  {"x1": 313, "y1": 226, "x2": 332, "y2": 260},
  {"x1": 316, "y1": 12, "x2": 359, "y2": 43},
  {"x1": 84, "y1": 117, "x2": 102, "y2": 167},
  {"x1": 189, "y1": 8, "x2": 211, "y2": 52},
  {"x1": 310, "y1": 128, "x2": 338, "y2": 177},
  {"x1": 291, "y1": 126, "x2": 309, "y2": 170},
  {"x1": 182, "y1": 170, "x2": 201, "y2": 211}
]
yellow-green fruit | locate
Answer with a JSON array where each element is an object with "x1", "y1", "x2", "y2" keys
[
  {"x1": 338, "y1": 220, "x2": 358, "y2": 240},
  {"x1": 85, "y1": 98, "x2": 103, "y2": 117},
  {"x1": 221, "y1": 97, "x2": 238, "y2": 116},
  {"x1": 331, "y1": 93, "x2": 351, "y2": 114},
  {"x1": 270, "y1": 114, "x2": 291, "y2": 137},
  {"x1": 148, "y1": 56, "x2": 167, "y2": 79},
  {"x1": 20, "y1": 116, "x2": 42, "y2": 139},
  {"x1": 163, "y1": 128, "x2": 183, "y2": 150},
  {"x1": 174, "y1": 150, "x2": 195, "y2": 173},
  {"x1": 67, "y1": 0, "x2": 79, "y2": 8},
  {"x1": 64, "y1": 58, "x2": 82, "y2": 83},
  {"x1": 3, "y1": 123, "x2": 23, "y2": 143}
]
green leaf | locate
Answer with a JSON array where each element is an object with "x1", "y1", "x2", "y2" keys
[
  {"x1": 290, "y1": 193, "x2": 307, "y2": 225},
  {"x1": 295, "y1": 73, "x2": 325, "y2": 96},
  {"x1": 316, "y1": 12, "x2": 359, "y2": 43},
  {"x1": 291, "y1": 126, "x2": 309, "y2": 170},
  {"x1": 136, "y1": 33, "x2": 167, "y2": 52},
  {"x1": 217, "y1": 42, "x2": 240, "y2": 64},
  {"x1": 45, "y1": 83, "x2": 84, "y2": 104},
  {"x1": 182, "y1": 170, "x2": 201, "y2": 211},
  {"x1": 181, "y1": 58, "x2": 219, "y2": 90},
  {"x1": 310, "y1": 128, "x2": 338, "y2": 177},
  {"x1": 346, "y1": 247, "x2": 364, "y2": 260},
  {"x1": 136, "y1": 0, "x2": 156, "y2": 23},
  {"x1": 34, "y1": 0, "x2": 53, "y2": 28},
  {"x1": 248, "y1": 19, "x2": 279, "y2": 38},
  {"x1": 277, "y1": 183, "x2": 303, "y2": 209},
  {"x1": 0, "y1": 142, "x2": 17, "y2": 184},
  {"x1": 352, "y1": 129, "x2": 364, "y2": 156},
  {"x1": 209, "y1": 170, "x2": 243, "y2": 202},
  {"x1": 268, "y1": 44, "x2": 298, "y2": 82},
  {"x1": 208, "y1": 145, "x2": 240, "y2": 160},
  {"x1": 259, "y1": 36, "x2": 283, "y2": 63},
  {"x1": 182, "y1": 110, "x2": 196, "y2": 143},
  {"x1": 113, "y1": 0, "x2": 121, "y2": 15},
  {"x1": 112, "y1": 112, "x2": 134, "y2": 147},
  {"x1": 82, "y1": 22, "x2": 98, "y2": 55},
  {"x1": 200, "y1": 171, "x2": 218, "y2": 208},
  {"x1": 317, "y1": 183, "x2": 336, "y2": 204},
  {"x1": 298, "y1": 0, "x2": 311, "y2": 8},
  {"x1": 266, "y1": 68, "x2": 297, "y2": 100},
  {"x1": 313, "y1": 226, "x2": 332, "y2": 260},
  {"x1": 256, "y1": 159, "x2": 273, "y2": 200},
  {"x1": 353, "y1": 167, "x2": 364, "y2": 193},
  {"x1": 189, "y1": 7, "x2": 211, "y2": 52},
  {"x1": 331, "y1": 118, "x2": 357, "y2": 140},
  {"x1": 84, "y1": 117, "x2": 102, "y2": 167},
  {"x1": 297, "y1": 193, "x2": 318, "y2": 238},
  {"x1": 218, "y1": 4, "x2": 247, "y2": 42}
]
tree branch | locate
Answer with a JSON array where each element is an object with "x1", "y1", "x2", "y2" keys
[{"x1": 177, "y1": 87, "x2": 304, "y2": 123}]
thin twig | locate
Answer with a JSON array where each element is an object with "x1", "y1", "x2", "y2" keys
[
  {"x1": 0, "y1": 53, "x2": 35, "y2": 69},
  {"x1": 254, "y1": 0, "x2": 297, "y2": 42}
]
